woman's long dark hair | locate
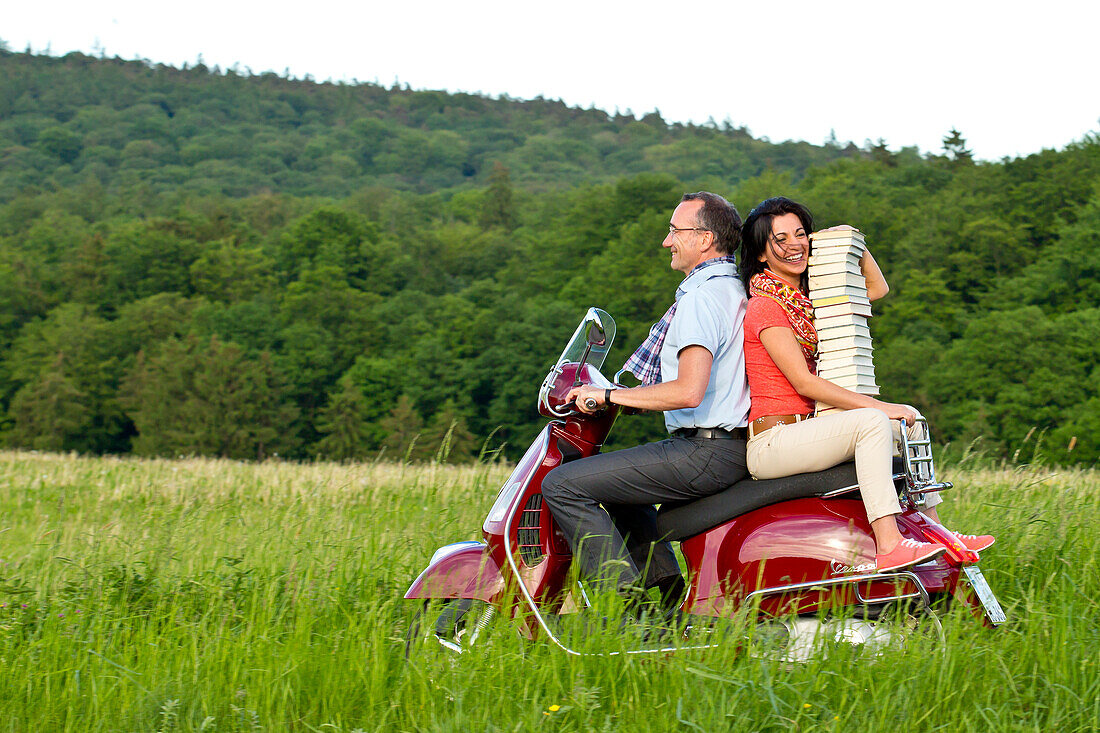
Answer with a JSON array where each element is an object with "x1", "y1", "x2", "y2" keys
[{"x1": 738, "y1": 197, "x2": 814, "y2": 294}]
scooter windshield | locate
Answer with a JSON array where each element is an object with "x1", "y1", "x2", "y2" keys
[{"x1": 553, "y1": 307, "x2": 616, "y2": 371}]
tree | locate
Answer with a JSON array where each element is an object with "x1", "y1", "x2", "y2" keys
[
  {"x1": 1, "y1": 303, "x2": 123, "y2": 452},
  {"x1": 478, "y1": 162, "x2": 516, "y2": 231},
  {"x1": 100, "y1": 219, "x2": 200, "y2": 308},
  {"x1": 421, "y1": 400, "x2": 477, "y2": 463},
  {"x1": 380, "y1": 394, "x2": 423, "y2": 462},
  {"x1": 35, "y1": 127, "x2": 83, "y2": 164},
  {"x1": 274, "y1": 208, "x2": 393, "y2": 292},
  {"x1": 314, "y1": 375, "x2": 373, "y2": 460},
  {"x1": 868, "y1": 138, "x2": 896, "y2": 167},
  {"x1": 7, "y1": 356, "x2": 89, "y2": 451},
  {"x1": 942, "y1": 128, "x2": 973, "y2": 164},
  {"x1": 189, "y1": 238, "x2": 275, "y2": 302},
  {"x1": 121, "y1": 336, "x2": 298, "y2": 459}
]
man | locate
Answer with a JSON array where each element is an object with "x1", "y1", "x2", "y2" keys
[{"x1": 541, "y1": 191, "x2": 750, "y2": 608}]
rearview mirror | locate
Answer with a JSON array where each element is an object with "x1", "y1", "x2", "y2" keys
[{"x1": 584, "y1": 315, "x2": 607, "y2": 347}]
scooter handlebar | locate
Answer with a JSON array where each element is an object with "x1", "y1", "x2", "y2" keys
[{"x1": 561, "y1": 397, "x2": 603, "y2": 414}]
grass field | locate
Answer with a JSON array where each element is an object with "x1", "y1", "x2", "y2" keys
[{"x1": 1, "y1": 449, "x2": 1098, "y2": 731}]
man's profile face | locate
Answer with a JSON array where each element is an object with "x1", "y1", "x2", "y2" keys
[{"x1": 663, "y1": 200, "x2": 708, "y2": 275}]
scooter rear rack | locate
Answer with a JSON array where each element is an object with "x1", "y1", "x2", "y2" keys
[{"x1": 899, "y1": 417, "x2": 953, "y2": 501}]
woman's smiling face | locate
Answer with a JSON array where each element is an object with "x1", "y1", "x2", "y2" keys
[{"x1": 759, "y1": 211, "x2": 810, "y2": 287}]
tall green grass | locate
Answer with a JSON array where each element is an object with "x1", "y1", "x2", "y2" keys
[{"x1": 0, "y1": 450, "x2": 1097, "y2": 731}]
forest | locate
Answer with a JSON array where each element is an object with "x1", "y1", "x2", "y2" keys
[{"x1": 2, "y1": 48, "x2": 1099, "y2": 465}]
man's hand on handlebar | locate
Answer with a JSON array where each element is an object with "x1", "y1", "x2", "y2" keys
[{"x1": 566, "y1": 385, "x2": 605, "y2": 414}]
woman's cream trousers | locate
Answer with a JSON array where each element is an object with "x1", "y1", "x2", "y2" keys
[{"x1": 746, "y1": 407, "x2": 941, "y2": 523}]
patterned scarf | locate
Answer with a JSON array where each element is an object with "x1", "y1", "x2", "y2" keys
[
  {"x1": 749, "y1": 269, "x2": 818, "y2": 363},
  {"x1": 622, "y1": 256, "x2": 737, "y2": 384}
]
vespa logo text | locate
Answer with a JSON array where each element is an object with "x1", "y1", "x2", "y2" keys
[{"x1": 829, "y1": 560, "x2": 876, "y2": 575}]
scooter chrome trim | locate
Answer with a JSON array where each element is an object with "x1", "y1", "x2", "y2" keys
[
  {"x1": 744, "y1": 570, "x2": 930, "y2": 609},
  {"x1": 898, "y1": 417, "x2": 953, "y2": 495},
  {"x1": 429, "y1": 540, "x2": 484, "y2": 568},
  {"x1": 484, "y1": 428, "x2": 551, "y2": 529}
]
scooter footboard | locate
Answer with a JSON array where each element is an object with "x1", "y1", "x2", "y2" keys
[{"x1": 404, "y1": 541, "x2": 506, "y2": 602}]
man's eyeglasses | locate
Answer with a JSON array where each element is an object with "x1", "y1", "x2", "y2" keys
[{"x1": 668, "y1": 225, "x2": 710, "y2": 236}]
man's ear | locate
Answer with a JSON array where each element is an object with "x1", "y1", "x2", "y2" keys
[{"x1": 703, "y1": 230, "x2": 718, "y2": 253}]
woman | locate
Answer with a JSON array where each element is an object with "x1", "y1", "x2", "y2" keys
[{"x1": 738, "y1": 197, "x2": 993, "y2": 572}]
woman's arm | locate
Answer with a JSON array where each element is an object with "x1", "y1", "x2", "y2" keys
[
  {"x1": 861, "y1": 248, "x2": 889, "y2": 302},
  {"x1": 814, "y1": 224, "x2": 889, "y2": 302},
  {"x1": 759, "y1": 326, "x2": 916, "y2": 423}
]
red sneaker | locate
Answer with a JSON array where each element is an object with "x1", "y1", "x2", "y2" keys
[
  {"x1": 952, "y1": 533, "x2": 995, "y2": 553},
  {"x1": 876, "y1": 539, "x2": 946, "y2": 572}
]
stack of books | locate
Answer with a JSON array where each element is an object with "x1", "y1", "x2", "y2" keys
[{"x1": 808, "y1": 229, "x2": 877, "y2": 414}]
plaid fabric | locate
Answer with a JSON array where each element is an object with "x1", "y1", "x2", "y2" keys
[
  {"x1": 621, "y1": 256, "x2": 737, "y2": 384},
  {"x1": 621, "y1": 302, "x2": 678, "y2": 385}
]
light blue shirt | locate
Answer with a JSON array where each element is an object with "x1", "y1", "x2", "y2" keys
[{"x1": 660, "y1": 260, "x2": 750, "y2": 432}]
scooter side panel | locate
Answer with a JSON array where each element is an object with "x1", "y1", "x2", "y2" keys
[
  {"x1": 723, "y1": 498, "x2": 877, "y2": 590},
  {"x1": 680, "y1": 523, "x2": 737, "y2": 616},
  {"x1": 683, "y1": 498, "x2": 965, "y2": 618},
  {"x1": 404, "y1": 542, "x2": 505, "y2": 602}
]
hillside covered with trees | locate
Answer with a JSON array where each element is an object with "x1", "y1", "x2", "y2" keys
[{"x1": 2, "y1": 48, "x2": 1099, "y2": 465}]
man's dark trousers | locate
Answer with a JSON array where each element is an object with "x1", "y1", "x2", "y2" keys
[{"x1": 541, "y1": 434, "x2": 747, "y2": 592}]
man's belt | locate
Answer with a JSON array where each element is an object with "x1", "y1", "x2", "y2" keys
[
  {"x1": 748, "y1": 414, "x2": 813, "y2": 439},
  {"x1": 672, "y1": 426, "x2": 747, "y2": 440}
]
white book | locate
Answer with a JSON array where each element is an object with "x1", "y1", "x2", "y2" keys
[
  {"x1": 810, "y1": 285, "x2": 869, "y2": 303},
  {"x1": 816, "y1": 334, "x2": 873, "y2": 351},
  {"x1": 817, "y1": 354, "x2": 875, "y2": 369},
  {"x1": 815, "y1": 301, "x2": 872, "y2": 318},
  {"x1": 810, "y1": 238, "x2": 865, "y2": 254},
  {"x1": 811, "y1": 249, "x2": 864, "y2": 262},
  {"x1": 808, "y1": 259, "x2": 863, "y2": 276},
  {"x1": 819, "y1": 364, "x2": 878, "y2": 379},
  {"x1": 809, "y1": 259, "x2": 866, "y2": 277},
  {"x1": 824, "y1": 376, "x2": 879, "y2": 391},
  {"x1": 808, "y1": 250, "x2": 863, "y2": 266},
  {"x1": 809, "y1": 271, "x2": 867, "y2": 290},
  {"x1": 818, "y1": 323, "x2": 871, "y2": 340},
  {"x1": 817, "y1": 345, "x2": 874, "y2": 360},
  {"x1": 811, "y1": 229, "x2": 867, "y2": 243},
  {"x1": 814, "y1": 313, "x2": 869, "y2": 329}
]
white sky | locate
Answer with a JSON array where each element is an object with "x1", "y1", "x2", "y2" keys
[{"x1": 5, "y1": 0, "x2": 1097, "y2": 161}]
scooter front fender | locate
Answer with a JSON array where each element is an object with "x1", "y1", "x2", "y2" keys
[{"x1": 404, "y1": 541, "x2": 506, "y2": 602}]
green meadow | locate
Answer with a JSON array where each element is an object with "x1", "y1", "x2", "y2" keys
[{"x1": 0, "y1": 450, "x2": 1097, "y2": 731}]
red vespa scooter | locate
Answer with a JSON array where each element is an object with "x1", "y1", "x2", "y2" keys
[{"x1": 404, "y1": 308, "x2": 1005, "y2": 657}]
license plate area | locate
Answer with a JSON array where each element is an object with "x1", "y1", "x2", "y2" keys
[{"x1": 962, "y1": 565, "x2": 1006, "y2": 625}]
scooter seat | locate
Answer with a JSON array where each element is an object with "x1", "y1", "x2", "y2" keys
[{"x1": 654, "y1": 458, "x2": 905, "y2": 542}]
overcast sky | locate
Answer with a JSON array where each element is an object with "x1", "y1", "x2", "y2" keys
[{"x1": 5, "y1": 0, "x2": 1097, "y2": 161}]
